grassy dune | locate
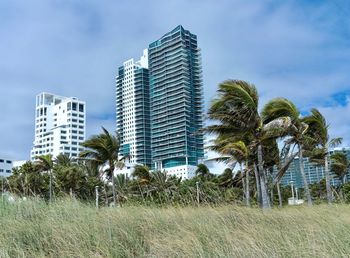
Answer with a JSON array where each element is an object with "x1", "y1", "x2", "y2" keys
[{"x1": 0, "y1": 200, "x2": 349, "y2": 257}]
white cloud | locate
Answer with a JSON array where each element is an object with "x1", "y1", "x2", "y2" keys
[{"x1": 318, "y1": 97, "x2": 350, "y2": 147}]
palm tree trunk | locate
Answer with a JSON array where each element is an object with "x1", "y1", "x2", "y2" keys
[
  {"x1": 104, "y1": 185, "x2": 108, "y2": 206},
  {"x1": 241, "y1": 163, "x2": 246, "y2": 204},
  {"x1": 277, "y1": 181, "x2": 283, "y2": 207},
  {"x1": 111, "y1": 174, "x2": 116, "y2": 206},
  {"x1": 246, "y1": 164, "x2": 250, "y2": 207},
  {"x1": 253, "y1": 163, "x2": 261, "y2": 207},
  {"x1": 324, "y1": 154, "x2": 332, "y2": 204},
  {"x1": 298, "y1": 145, "x2": 312, "y2": 206},
  {"x1": 257, "y1": 144, "x2": 271, "y2": 209},
  {"x1": 49, "y1": 169, "x2": 52, "y2": 203},
  {"x1": 270, "y1": 184, "x2": 274, "y2": 207}
]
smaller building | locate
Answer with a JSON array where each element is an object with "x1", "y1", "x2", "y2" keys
[
  {"x1": 162, "y1": 165, "x2": 197, "y2": 179},
  {"x1": 0, "y1": 157, "x2": 13, "y2": 177},
  {"x1": 30, "y1": 92, "x2": 86, "y2": 160},
  {"x1": 279, "y1": 147, "x2": 350, "y2": 187}
]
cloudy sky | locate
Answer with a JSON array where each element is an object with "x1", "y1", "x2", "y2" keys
[{"x1": 1, "y1": 0, "x2": 349, "y2": 160}]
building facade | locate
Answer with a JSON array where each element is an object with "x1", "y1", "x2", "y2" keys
[
  {"x1": 0, "y1": 157, "x2": 12, "y2": 177},
  {"x1": 30, "y1": 92, "x2": 86, "y2": 160},
  {"x1": 116, "y1": 50, "x2": 152, "y2": 168},
  {"x1": 280, "y1": 147, "x2": 350, "y2": 187},
  {"x1": 148, "y1": 25, "x2": 204, "y2": 177}
]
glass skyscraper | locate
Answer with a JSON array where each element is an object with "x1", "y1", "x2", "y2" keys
[{"x1": 148, "y1": 25, "x2": 204, "y2": 175}]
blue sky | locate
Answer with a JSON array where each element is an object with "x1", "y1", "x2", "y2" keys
[{"x1": 0, "y1": 0, "x2": 349, "y2": 160}]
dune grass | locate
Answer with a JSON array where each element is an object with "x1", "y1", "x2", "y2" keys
[{"x1": 0, "y1": 199, "x2": 349, "y2": 257}]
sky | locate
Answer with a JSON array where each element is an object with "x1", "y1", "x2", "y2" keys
[{"x1": 0, "y1": 0, "x2": 350, "y2": 160}]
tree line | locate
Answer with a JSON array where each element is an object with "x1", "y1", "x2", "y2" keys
[{"x1": 1, "y1": 80, "x2": 350, "y2": 208}]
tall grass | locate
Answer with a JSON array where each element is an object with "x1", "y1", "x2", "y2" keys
[{"x1": 0, "y1": 199, "x2": 349, "y2": 257}]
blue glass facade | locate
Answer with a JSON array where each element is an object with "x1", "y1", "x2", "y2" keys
[
  {"x1": 134, "y1": 67, "x2": 152, "y2": 166},
  {"x1": 279, "y1": 148, "x2": 350, "y2": 187},
  {"x1": 148, "y1": 25, "x2": 204, "y2": 169}
]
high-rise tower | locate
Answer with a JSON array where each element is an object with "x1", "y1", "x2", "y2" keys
[
  {"x1": 116, "y1": 50, "x2": 152, "y2": 167},
  {"x1": 148, "y1": 25, "x2": 204, "y2": 178},
  {"x1": 30, "y1": 93, "x2": 86, "y2": 160}
]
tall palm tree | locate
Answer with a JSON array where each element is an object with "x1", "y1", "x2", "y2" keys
[
  {"x1": 79, "y1": 127, "x2": 124, "y2": 206},
  {"x1": 303, "y1": 108, "x2": 342, "y2": 204},
  {"x1": 207, "y1": 80, "x2": 291, "y2": 209},
  {"x1": 35, "y1": 154, "x2": 54, "y2": 202},
  {"x1": 261, "y1": 98, "x2": 313, "y2": 206}
]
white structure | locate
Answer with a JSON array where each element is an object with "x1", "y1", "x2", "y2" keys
[
  {"x1": 30, "y1": 92, "x2": 86, "y2": 160},
  {"x1": 114, "y1": 161, "x2": 137, "y2": 178},
  {"x1": 0, "y1": 157, "x2": 13, "y2": 177},
  {"x1": 13, "y1": 160, "x2": 27, "y2": 168},
  {"x1": 116, "y1": 49, "x2": 151, "y2": 167},
  {"x1": 163, "y1": 165, "x2": 197, "y2": 179}
]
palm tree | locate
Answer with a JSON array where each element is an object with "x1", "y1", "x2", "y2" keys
[
  {"x1": 207, "y1": 80, "x2": 290, "y2": 209},
  {"x1": 148, "y1": 171, "x2": 181, "y2": 203},
  {"x1": 132, "y1": 165, "x2": 152, "y2": 184},
  {"x1": 330, "y1": 152, "x2": 349, "y2": 185},
  {"x1": 303, "y1": 108, "x2": 342, "y2": 204},
  {"x1": 80, "y1": 127, "x2": 124, "y2": 206},
  {"x1": 35, "y1": 154, "x2": 54, "y2": 202},
  {"x1": 195, "y1": 164, "x2": 212, "y2": 181},
  {"x1": 261, "y1": 98, "x2": 313, "y2": 206},
  {"x1": 55, "y1": 153, "x2": 74, "y2": 167},
  {"x1": 210, "y1": 136, "x2": 250, "y2": 206}
]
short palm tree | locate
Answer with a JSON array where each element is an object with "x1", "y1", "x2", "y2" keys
[
  {"x1": 330, "y1": 152, "x2": 349, "y2": 185},
  {"x1": 80, "y1": 127, "x2": 124, "y2": 206},
  {"x1": 210, "y1": 136, "x2": 250, "y2": 206},
  {"x1": 303, "y1": 108, "x2": 342, "y2": 204},
  {"x1": 195, "y1": 164, "x2": 212, "y2": 181},
  {"x1": 132, "y1": 165, "x2": 152, "y2": 184},
  {"x1": 35, "y1": 154, "x2": 54, "y2": 202}
]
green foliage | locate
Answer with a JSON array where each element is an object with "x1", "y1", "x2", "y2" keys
[
  {"x1": 331, "y1": 152, "x2": 350, "y2": 184},
  {"x1": 341, "y1": 183, "x2": 350, "y2": 203}
]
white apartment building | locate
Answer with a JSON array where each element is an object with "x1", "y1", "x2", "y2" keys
[
  {"x1": 0, "y1": 157, "x2": 13, "y2": 177},
  {"x1": 116, "y1": 49, "x2": 151, "y2": 167},
  {"x1": 30, "y1": 92, "x2": 86, "y2": 160}
]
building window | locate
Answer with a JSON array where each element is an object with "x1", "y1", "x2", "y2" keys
[
  {"x1": 72, "y1": 103, "x2": 77, "y2": 111},
  {"x1": 79, "y1": 104, "x2": 84, "y2": 112}
]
